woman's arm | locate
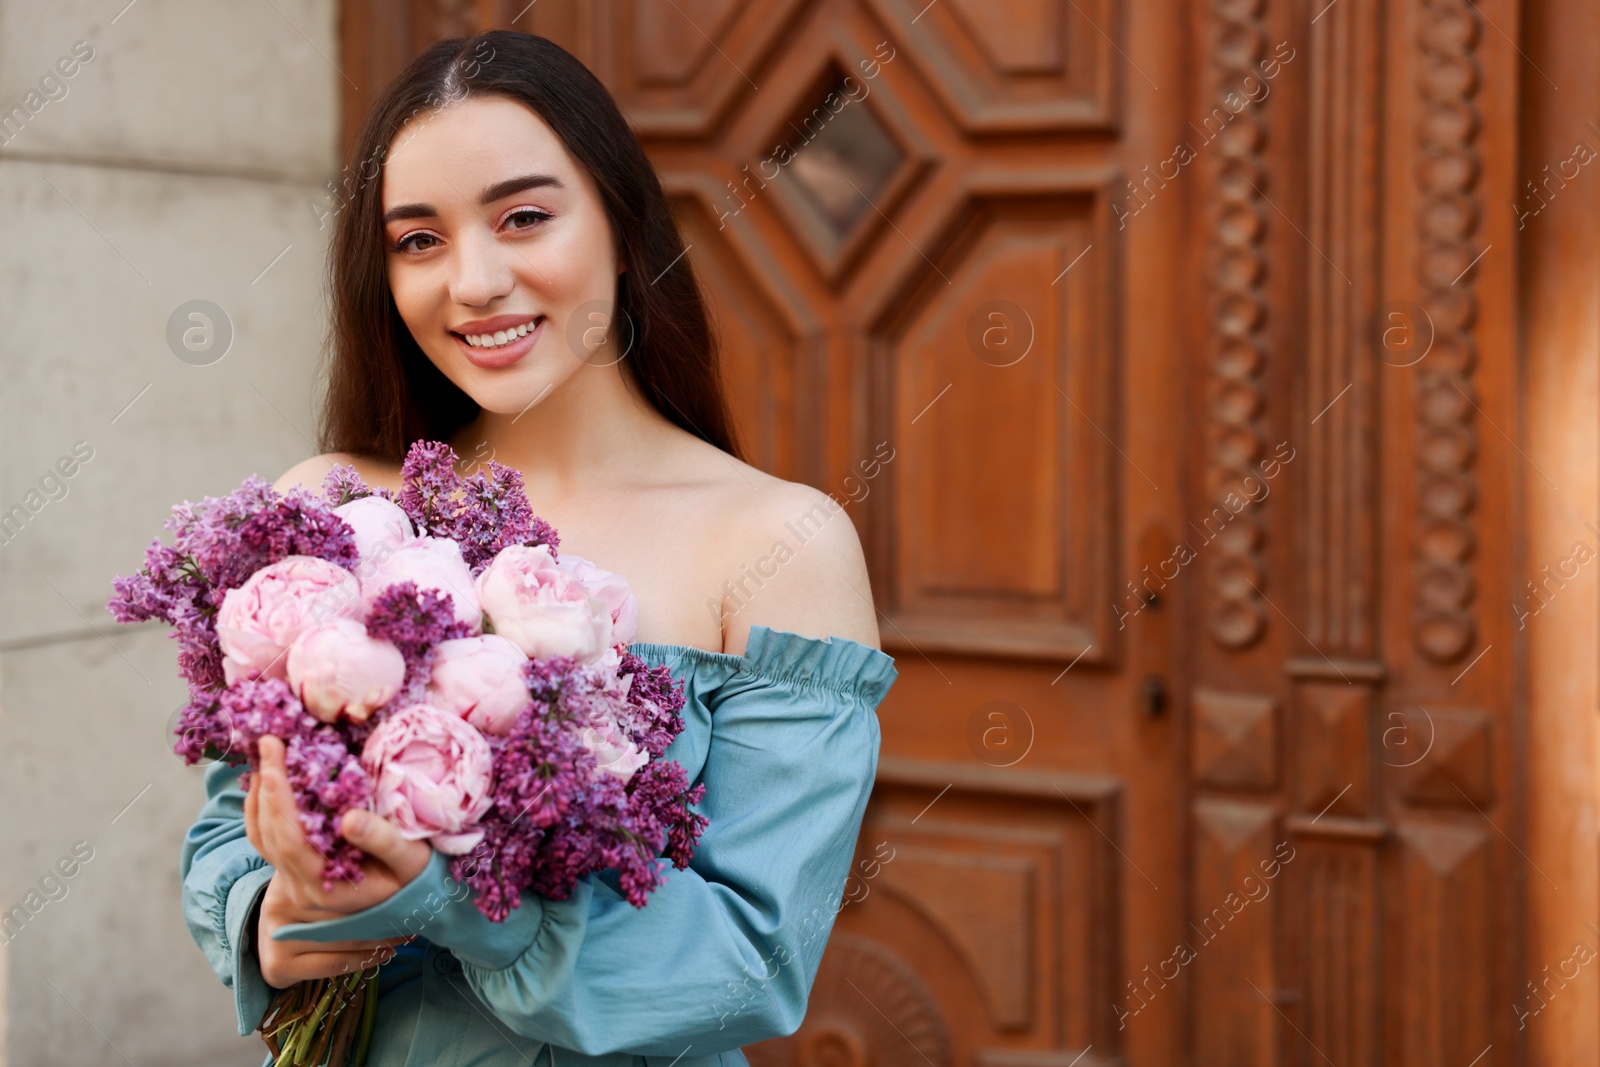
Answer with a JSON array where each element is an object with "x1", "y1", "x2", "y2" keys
[
  {"x1": 177, "y1": 761, "x2": 282, "y2": 1036},
  {"x1": 274, "y1": 658, "x2": 888, "y2": 1057}
]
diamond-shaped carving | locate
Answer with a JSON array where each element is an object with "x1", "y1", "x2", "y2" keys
[
  {"x1": 1192, "y1": 688, "x2": 1278, "y2": 789},
  {"x1": 761, "y1": 55, "x2": 925, "y2": 282},
  {"x1": 1396, "y1": 820, "x2": 1489, "y2": 876},
  {"x1": 784, "y1": 74, "x2": 906, "y2": 236},
  {"x1": 949, "y1": 0, "x2": 1065, "y2": 74},
  {"x1": 1194, "y1": 796, "x2": 1278, "y2": 855},
  {"x1": 632, "y1": 0, "x2": 742, "y2": 85}
]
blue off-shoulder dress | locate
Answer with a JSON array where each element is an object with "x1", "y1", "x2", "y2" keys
[{"x1": 177, "y1": 625, "x2": 898, "y2": 1067}]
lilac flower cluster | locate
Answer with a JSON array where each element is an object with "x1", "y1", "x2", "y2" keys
[
  {"x1": 108, "y1": 440, "x2": 707, "y2": 915},
  {"x1": 108, "y1": 477, "x2": 359, "y2": 698},
  {"x1": 362, "y1": 581, "x2": 475, "y2": 714},
  {"x1": 393, "y1": 441, "x2": 557, "y2": 573},
  {"x1": 449, "y1": 657, "x2": 708, "y2": 919},
  {"x1": 171, "y1": 677, "x2": 370, "y2": 888}
]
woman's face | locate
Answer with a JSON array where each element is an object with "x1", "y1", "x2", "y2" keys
[{"x1": 380, "y1": 94, "x2": 623, "y2": 415}]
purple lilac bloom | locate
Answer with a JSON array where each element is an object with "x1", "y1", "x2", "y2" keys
[
  {"x1": 393, "y1": 440, "x2": 557, "y2": 573},
  {"x1": 284, "y1": 727, "x2": 373, "y2": 889},
  {"x1": 452, "y1": 462, "x2": 559, "y2": 573},
  {"x1": 395, "y1": 441, "x2": 461, "y2": 537},
  {"x1": 319, "y1": 463, "x2": 396, "y2": 508},
  {"x1": 172, "y1": 693, "x2": 233, "y2": 765},
  {"x1": 615, "y1": 651, "x2": 690, "y2": 757},
  {"x1": 217, "y1": 677, "x2": 319, "y2": 779},
  {"x1": 107, "y1": 476, "x2": 358, "y2": 698},
  {"x1": 447, "y1": 659, "x2": 707, "y2": 920},
  {"x1": 221, "y1": 677, "x2": 372, "y2": 888},
  {"x1": 361, "y1": 581, "x2": 475, "y2": 713}
]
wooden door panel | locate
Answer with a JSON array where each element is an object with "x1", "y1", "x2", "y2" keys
[
  {"x1": 812, "y1": 760, "x2": 1124, "y2": 1064},
  {"x1": 860, "y1": 0, "x2": 1118, "y2": 129},
  {"x1": 870, "y1": 189, "x2": 1115, "y2": 661},
  {"x1": 600, "y1": 0, "x2": 809, "y2": 135},
  {"x1": 1179, "y1": 0, "x2": 1522, "y2": 1061},
  {"x1": 1187, "y1": 800, "x2": 1282, "y2": 1061}
]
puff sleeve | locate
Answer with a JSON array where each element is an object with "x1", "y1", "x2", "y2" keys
[
  {"x1": 177, "y1": 760, "x2": 278, "y2": 1037},
  {"x1": 274, "y1": 628, "x2": 897, "y2": 1058}
]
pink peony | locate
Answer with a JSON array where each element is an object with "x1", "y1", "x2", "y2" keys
[
  {"x1": 361, "y1": 536, "x2": 482, "y2": 633},
  {"x1": 424, "y1": 634, "x2": 532, "y2": 735},
  {"x1": 285, "y1": 618, "x2": 406, "y2": 723},
  {"x1": 579, "y1": 718, "x2": 648, "y2": 783},
  {"x1": 333, "y1": 496, "x2": 415, "y2": 572},
  {"x1": 361, "y1": 703, "x2": 493, "y2": 854},
  {"x1": 558, "y1": 553, "x2": 639, "y2": 646},
  {"x1": 476, "y1": 544, "x2": 612, "y2": 661},
  {"x1": 216, "y1": 556, "x2": 362, "y2": 684}
]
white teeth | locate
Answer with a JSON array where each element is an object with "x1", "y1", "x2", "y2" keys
[{"x1": 463, "y1": 320, "x2": 537, "y2": 348}]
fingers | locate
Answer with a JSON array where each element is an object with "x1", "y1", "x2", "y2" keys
[
  {"x1": 256, "y1": 737, "x2": 295, "y2": 859},
  {"x1": 340, "y1": 810, "x2": 432, "y2": 884},
  {"x1": 252, "y1": 737, "x2": 284, "y2": 857},
  {"x1": 257, "y1": 883, "x2": 413, "y2": 987},
  {"x1": 243, "y1": 772, "x2": 262, "y2": 855},
  {"x1": 261, "y1": 947, "x2": 395, "y2": 989},
  {"x1": 254, "y1": 737, "x2": 334, "y2": 890},
  {"x1": 278, "y1": 935, "x2": 409, "y2": 954},
  {"x1": 251, "y1": 740, "x2": 432, "y2": 913}
]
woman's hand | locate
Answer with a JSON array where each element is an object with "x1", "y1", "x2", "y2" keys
[
  {"x1": 243, "y1": 735, "x2": 434, "y2": 987},
  {"x1": 252, "y1": 875, "x2": 409, "y2": 988}
]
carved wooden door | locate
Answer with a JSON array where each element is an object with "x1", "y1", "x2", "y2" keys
[
  {"x1": 572, "y1": 4, "x2": 1191, "y2": 1065},
  {"x1": 340, "y1": 0, "x2": 1528, "y2": 1064}
]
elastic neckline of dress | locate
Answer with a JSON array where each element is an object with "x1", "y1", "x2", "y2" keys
[
  {"x1": 626, "y1": 624, "x2": 870, "y2": 666},
  {"x1": 634, "y1": 624, "x2": 898, "y2": 699},
  {"x1": 624, "y1": 640, "x2": 742, "y2": 665}
]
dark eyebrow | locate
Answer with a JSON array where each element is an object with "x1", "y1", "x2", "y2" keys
[{"x1": 382, "y1": 174, "x2": 565, "y2": 225}]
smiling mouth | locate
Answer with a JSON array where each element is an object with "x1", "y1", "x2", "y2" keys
[{"x1": 452, "y1": 316, "x2": 545, "y2": 350}]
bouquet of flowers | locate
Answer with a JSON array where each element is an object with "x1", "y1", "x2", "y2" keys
[{"x1": 107, "y1": 441, "x2": 708, "y2": 1066}]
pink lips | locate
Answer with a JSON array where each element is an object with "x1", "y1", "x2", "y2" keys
[{"x1": 455, "y1": 317, "x2": 545, "y2": 370}]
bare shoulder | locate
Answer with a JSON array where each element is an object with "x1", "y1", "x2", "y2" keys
[
  {"x1": 696, "y1": 454, "x2": 882, "y2": 656},
  {"x1": 272, "y1": 452, "x2": 404, "y2": 495}
]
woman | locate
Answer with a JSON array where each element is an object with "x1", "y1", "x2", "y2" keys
[{"x1": 178, "y1": 30, "x2": 897, "y2": 1067}]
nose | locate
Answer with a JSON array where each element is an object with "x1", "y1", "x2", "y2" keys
[{"x1": 447, "y1": 227, "x2": 514, "y2": 307}]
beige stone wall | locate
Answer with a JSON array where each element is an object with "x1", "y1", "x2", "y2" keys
[{"x1": 0, "y1": 2, "x2": 340, "y2": 1063}]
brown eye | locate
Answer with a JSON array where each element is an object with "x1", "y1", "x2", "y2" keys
[
  {"x1": 504, "y1": 208, "x2": 552, "y2": 231},
  {"x1": 394, "y1": 232, "x2": 438, "y2": 253}
]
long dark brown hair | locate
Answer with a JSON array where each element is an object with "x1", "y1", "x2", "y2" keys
[{"x1": 316, "y1": 30, "x2": 743, "y2": 464}]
